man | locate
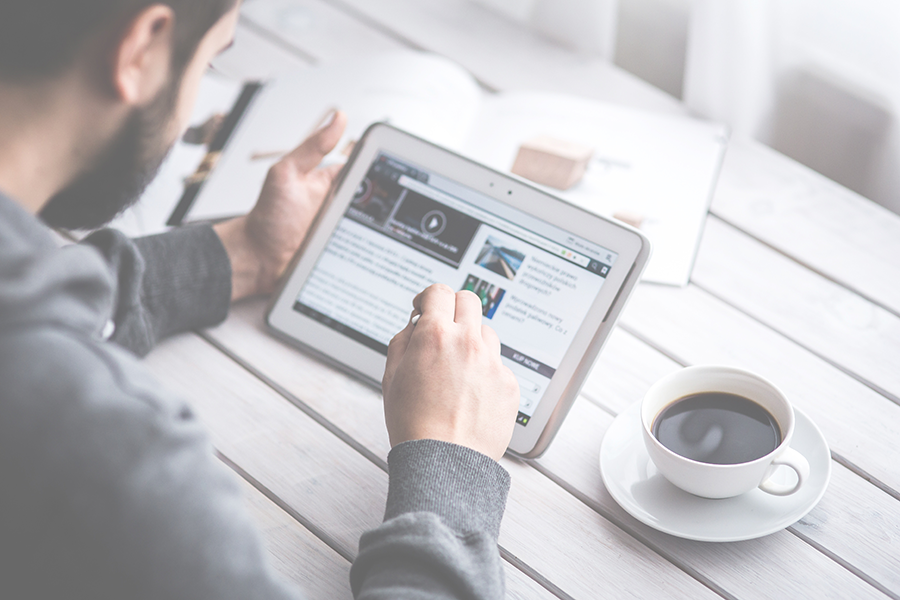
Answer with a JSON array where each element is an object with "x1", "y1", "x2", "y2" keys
[{"x1": 0, "y1": 1, "x2": 520, "y2": 598}]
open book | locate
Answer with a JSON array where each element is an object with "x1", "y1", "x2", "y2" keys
[{"x1": 180, "y1": 51, "x2": 727, "y2": 286}]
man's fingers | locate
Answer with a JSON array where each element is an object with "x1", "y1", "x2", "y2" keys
[
  {"x1": 321, "y1": 162, "x2": 344, "y2": 182},
  {"x1": 412, "y1": 284, "x2": 456, "y2": 324},
  {"x1": 284, "y1": 110, "x2": 348, "y2": 174},
  {"x1": 481, "y1": 323, "x2": 501, "y2": 356},
  {"x1": 304, "y1": 162, "x2": 344, "y2": 197},
  {"x1": 384, "y1": 319, "x2": 414, "y2": 392},
  {"x1": 455, "y1": 290, "x2": 483, "y2": 328}
]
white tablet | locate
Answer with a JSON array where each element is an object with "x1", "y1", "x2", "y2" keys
[{"x1": 267, "y1": 124, "x2": 650, "y2": 457}]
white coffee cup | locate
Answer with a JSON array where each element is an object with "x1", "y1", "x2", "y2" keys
[{"x1": 641, "y1": 365, "x2": 810, "y2": 499}]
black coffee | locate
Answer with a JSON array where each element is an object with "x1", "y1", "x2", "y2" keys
[{"x1": 652, "y1": 392, "x2": 781, "y2": 465}]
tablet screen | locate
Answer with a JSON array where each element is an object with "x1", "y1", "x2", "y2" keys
[{"x1": 294, "y1": 152, "x2": 618, "y2": 426}]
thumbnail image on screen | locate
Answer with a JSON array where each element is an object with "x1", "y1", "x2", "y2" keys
[
  {"x1": 461, "y1": 274, "x2": 506, "y2": 319},
  {"x1": 475, "y1": 236, "x2": 526, "y2": 280}
]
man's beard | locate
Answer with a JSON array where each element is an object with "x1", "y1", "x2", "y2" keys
[{"x1": 39, "y1": 79, "x2": 180, "y2": 231}]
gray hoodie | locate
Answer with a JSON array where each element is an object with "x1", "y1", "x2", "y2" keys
[{"x1": 0, "y1": 192, "x2": 509, "y2": 599}]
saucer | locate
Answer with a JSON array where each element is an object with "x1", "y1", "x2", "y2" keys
[{"x1": 600, "y1": 401, "x2": 831, "y2": 542}]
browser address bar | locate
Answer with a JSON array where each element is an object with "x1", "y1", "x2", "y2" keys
[{"x1": 397, "y1": 175, "x2": 590, "y2": 268}]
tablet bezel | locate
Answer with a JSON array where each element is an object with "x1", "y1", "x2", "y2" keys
[{"x1": 267, "y1": 123, "x2": 650, "y2": 457}]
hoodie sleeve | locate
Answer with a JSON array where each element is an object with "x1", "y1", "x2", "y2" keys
[
  {"x1": 350, "y1": 440, "x2": 510, "y2": 600},
  {"x1": 82, "y1": 225, "x2": 232, "y2": 356}
]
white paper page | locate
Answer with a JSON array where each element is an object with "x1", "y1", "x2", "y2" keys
[
  {"x1": 106, "y1": 74, "x2": 243, "y2": 237},
  {"x1": 461, "y1": 92, "x2": 728, "y2": 286},
  {"x1": 188, "y1": 51, "x2": 483, "y2": 222}
]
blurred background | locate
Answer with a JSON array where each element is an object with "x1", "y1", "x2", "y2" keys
[{"x1": 473, "y1": 0, "x2": 900, "y2": 215}]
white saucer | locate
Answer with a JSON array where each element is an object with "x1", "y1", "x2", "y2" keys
[{"x1": 600, "y1": 401, "x2": 831, "y2": 542}]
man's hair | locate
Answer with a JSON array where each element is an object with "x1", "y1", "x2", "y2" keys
[{"x1": 0, "y1": 0, "x2": 238, "y2": 82}]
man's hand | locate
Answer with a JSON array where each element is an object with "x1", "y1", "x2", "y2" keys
[
  {"x1": 382, "y1": 284, "x2": 520, "y2": 461},
  {"x1": 214, "y1": 110, "x2": 348, "y2": 301}
]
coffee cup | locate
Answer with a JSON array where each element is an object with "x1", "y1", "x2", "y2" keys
[{"x1": 641, "y1": 365, "x2": 810, "y2": 499}]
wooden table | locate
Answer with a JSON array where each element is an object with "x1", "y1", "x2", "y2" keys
[{"x1": 143, "y1": 1, "x2": 900, "y2": 598}]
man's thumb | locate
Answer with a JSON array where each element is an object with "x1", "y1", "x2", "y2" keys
[{"x1": 285, "y1": 109, "x2": 348, "y2": 174}]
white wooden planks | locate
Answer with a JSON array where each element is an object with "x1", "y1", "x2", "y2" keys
[
  {"x1": 692, "y1": 216, "x2": 900, "y2": 403},
  {"x1": 237, "y1": 477, "x2": 353, "y2": 599},
  {"x1": 200, "y1": 302, "x2": 721, "y2": 599},
  {"x1": 144, "y1": 332, "x2": 555, "y2": 599},
  {"x1": 241, "y1": 0, "x2": 405, "y2": 64},
  {"x1": 244, "y1": 0, "x2": 685, "y2": 115},
  {"x1": 710, "y1": 139, "x2": 900, "y2": 316},
  {"x1": 215, "y1": 300, "x2": 898, "y2": 599},
  {"x1": 144, "y1": 334, "x2": 389, "y2": 557}
]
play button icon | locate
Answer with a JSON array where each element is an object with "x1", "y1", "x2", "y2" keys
[{"x1": 421, "y1": 210, "x2": 447, "y2": 236}]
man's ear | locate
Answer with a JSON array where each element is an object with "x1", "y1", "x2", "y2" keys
[{"x1": 111, "y1": 4, "x2": 175, "y2": 105}]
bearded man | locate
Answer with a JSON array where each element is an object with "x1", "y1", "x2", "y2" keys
[{"x1": 0, "y1": 1, "x2": 520, "y2": 598}]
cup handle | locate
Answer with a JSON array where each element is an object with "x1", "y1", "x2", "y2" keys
[{"x1": 758, "y1": 447, "x2": 810, "y2": 496}]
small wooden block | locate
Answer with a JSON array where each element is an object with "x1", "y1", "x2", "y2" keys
[
  {"x1": 613, "y1": 210, "x2": 645, "y2": 229},
  {"x1": 511, "y1": 135, "x2": 594, "y2": 190}
]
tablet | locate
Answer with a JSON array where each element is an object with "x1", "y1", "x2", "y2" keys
[{"x1": 267, "y1": 124, "x2": 650, "y2": 457}]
